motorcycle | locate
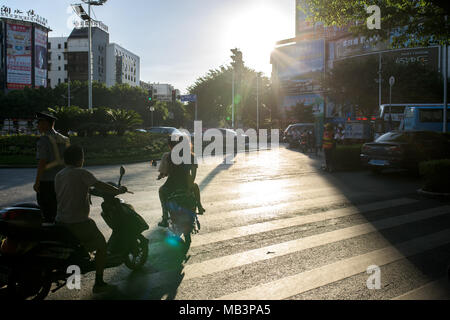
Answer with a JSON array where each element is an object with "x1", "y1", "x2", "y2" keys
[
  {"x1": 0, "y1": 166, "x2": 149, "y2": 300},
  {"x1": 165, "y1": 188, "x2": 200, "y2": 252}
]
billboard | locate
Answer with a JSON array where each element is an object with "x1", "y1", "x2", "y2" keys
[
  {"x1": 34, "y1": 28, "x2": 48, "y2": 88},
  {"x1": 283, "y1": 93, "x2": 324, "y2": 115},
  {"x1": 6, "y1": 23, "x2": 32, "y2": 89},
  {"x1": 274, "y1": 39, "x2": 325, "y2": 91}
]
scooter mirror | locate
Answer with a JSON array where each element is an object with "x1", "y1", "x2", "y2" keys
[{"x1": 120, "y1": 166, "x2": 125, "y2": 177}]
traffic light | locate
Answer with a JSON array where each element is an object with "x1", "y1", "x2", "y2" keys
[
  {"x1": 148, "y1": 87, "x2": 153, "y2": 103},
  {"x1": 172, "y1": 90, "x2": 176, "y2": 103}
]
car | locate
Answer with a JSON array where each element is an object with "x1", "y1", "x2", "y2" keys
[
  {"x1": 135, "y1": 129, "x2": 148, "y2": 133},
  {"x1": 283, "y1": 123, "x2": 315, "y2": 147},
  {"x1": 360, "y1": 131, "x2": 450, "y2": 174},
  {"x1": 147, "y1": 127, "x2": 183, "y2": 135}
]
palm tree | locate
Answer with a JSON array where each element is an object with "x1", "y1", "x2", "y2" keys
[{"x1": 108, "y1": 109, "x2": 143, "y2": 136}]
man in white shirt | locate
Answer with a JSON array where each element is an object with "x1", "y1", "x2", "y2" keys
[{"x1": 55, "y1": 145, "x2": 126, "y2": 293}]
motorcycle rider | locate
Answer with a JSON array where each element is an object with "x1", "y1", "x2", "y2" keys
[
  {"x1": 34, "y1": 112, "x2": 70, "y2": 223},
  {"x1": 54, "y1": 145, "x2": 127, "y2": 293},
  {"x1": 157, "y1": 135, "x2": 203, "y2": 227}
]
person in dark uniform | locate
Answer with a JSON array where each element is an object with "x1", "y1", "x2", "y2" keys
[{"x1": 34, "y1": 112, "x2": 70, "y2": 223}]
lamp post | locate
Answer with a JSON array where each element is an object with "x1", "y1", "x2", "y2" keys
[
  {"x1": 149, "y1": 107, "x2": 155, "y2": 127},
  {"x1": 80, "y1": 0, "x2": 108, "y2": 111}
]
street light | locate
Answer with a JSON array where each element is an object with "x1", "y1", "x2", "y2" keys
[
  {"x1": 73, "y1": 0, "x2": 108, "y2": 111},
  {"x1": 149, "y1": 106, "x2": 155, "y2": 127}
]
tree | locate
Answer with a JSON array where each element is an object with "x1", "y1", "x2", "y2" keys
[
  {"x1": 300, "y1": 0, "x2": 450, "y2": 47},
  {"x1": 322, "y1": 54, "x2": 446, "y2": 116},
  {"x1": 287, "y1": 102, "x2": 315, "y2": 123},
  {"x1": 187, "y1": 60, "x2": 277, "y2": 128},
  {"x1": 108, "y1": 109, "x2": 143, "y2": 136}
]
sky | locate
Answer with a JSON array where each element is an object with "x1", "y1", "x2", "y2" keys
[{"x1": 2, "y1": 0, "x2": 295, "y2": 93}]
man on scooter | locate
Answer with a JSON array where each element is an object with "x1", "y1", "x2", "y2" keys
[{"x1": 54, "y1": 145, "x2": 127, "y2": 293}]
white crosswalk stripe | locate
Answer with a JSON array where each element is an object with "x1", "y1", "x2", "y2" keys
[{"x1": 217, "y1": 229, "x2": 450, "y2": 300}]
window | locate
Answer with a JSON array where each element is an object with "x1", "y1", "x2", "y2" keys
[
  {"x1": 64, "y1": 78, "x2": 68, "y2": 83},
  {"x1": 64, "y1": 42, "x2": 67, "y2": 49},
  {"x1": 58, "y1": 66, "x2": 61, "y2": 71},
  {"x1": 58, "y1": 43, "x2": 61, "y2": 49},
  {"x1": 419, "y1": 109, "x2": 450, "y2": 122},
  {"x1": 58, "y1": 55, "x2": 61, "y2": 61},
  {"x1": 48, "y1": 42, "x2": 51, "y2": 49},
  {"x1": 47, "y1": 52, "x2": 52, "y2": 60},
  {"x1": 63, "y1": 52, "x2": 67, "y2": 60},
  {"x1": 48, "y1": 79, "x2": 51, "y2": 87},
  {"x1": 64, "y1": 64, "x2": 68, "y2": 71},
  {"x1": 48, "y1": 63, "x2": 52, "y2": 71},
  {"x1": 58, "y1": 78, "x2": 61, "y2": 85}
]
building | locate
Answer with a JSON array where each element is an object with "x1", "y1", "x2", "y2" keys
[
  {"x1": 271, "y1": 0, "x2": 449, "y2": 126},
  {"x1": 0, "y1": 6, "x2": 50, "y2": 92},
  {"x1": 106, "y1": 43, "x2": 140, "y2": 87},
  {"x1": 47, "y1": 37, "x2": 68, "y2": 88},
  {"x1": 66, "y1": 26, "x2": 109, "y2": 84},
  {"x1": 140, "y1": 82, "x2": 179, "y2": 102}
]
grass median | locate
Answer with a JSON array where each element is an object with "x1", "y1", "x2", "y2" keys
[{"x1": 0, "y1": 132, "x2": 169, "y2": 167}]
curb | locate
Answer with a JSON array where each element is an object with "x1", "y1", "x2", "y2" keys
[{"x1": 417, "y1": 188, "x2": 450, "y2": 199}]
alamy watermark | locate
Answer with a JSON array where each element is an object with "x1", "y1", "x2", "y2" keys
[
  {"x1": 366, "y1": 265, "x2": 381, "y2": 290},
  {"x1": 66, "y1": 265, "x2": 81, "y2": 290},
  {"x1": 170, "y1": 121, "x2": 280, "y2": 166},
  {"x1": 366, "y1": 5, "x2": 381, "y2": 30}
]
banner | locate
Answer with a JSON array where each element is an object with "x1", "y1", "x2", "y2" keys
[
  {"x1": 34, "y1": 28, "x2": 48, "y2": 88},
  {"x1": 6, "y1": 23, "x2": 32, "y2": 89}
]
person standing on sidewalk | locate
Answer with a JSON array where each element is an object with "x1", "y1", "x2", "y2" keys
[
  {"x1": 34, "y1": 111, "x2": 70, "y2": 223},
  {"x1": 322, "y1": 123, "x2": 336, "y2": 172}
]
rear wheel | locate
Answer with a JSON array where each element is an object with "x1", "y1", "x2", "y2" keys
[
  {"x1": 7, "y1": 268, "x2": 51, "y2": 300},
  {"x1": 125, "y1": 235, "x2": 149, "y2": 270}
]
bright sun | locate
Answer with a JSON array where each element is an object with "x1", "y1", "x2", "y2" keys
[{"x1": 223, "y1": 5, "x2": 292, "y2": 76}]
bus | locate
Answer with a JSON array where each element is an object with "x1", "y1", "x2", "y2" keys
[
  {"x1": 374, "y1": 104, "x2": 444, "y2": 138},
  {"x1": 401, "y1": 105, "x2": 450, "y2": 132}
]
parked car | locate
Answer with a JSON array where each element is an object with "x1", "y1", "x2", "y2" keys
[
  {"x1": 360, "y1": 131, "x2": 450, "y2": 174},
  {"x1": 147, "y1": 127, "x2": 183, "y2": 135}
]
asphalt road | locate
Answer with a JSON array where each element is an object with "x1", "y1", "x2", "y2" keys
[{"x1": 1, "y1": 145, "x2": 450, "y2": 300}]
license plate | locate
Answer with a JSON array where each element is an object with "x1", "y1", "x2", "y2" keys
[{"x1": 369, "y1": 159, "x2": 389, "y2": 166}]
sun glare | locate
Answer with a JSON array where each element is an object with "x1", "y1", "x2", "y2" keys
[{"x1": 223, "y1": 5, "x2": 292, "y2": 76}]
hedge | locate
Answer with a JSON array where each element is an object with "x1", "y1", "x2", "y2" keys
[
  {"x1": 0, "y1": 132, "x2": 169, "y2": 166},
  {"x1": 419, "y1": 159, "x2": 450, "y2": 193}
]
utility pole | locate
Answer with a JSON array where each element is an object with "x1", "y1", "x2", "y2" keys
[
  {"x1": 256, "y1": 73, "x2": 260, "y2": 132},
  {"x1": 378, "y1": 53, "x2": 382, "y2": 108},
  {"x1": 232, "y1": 70, "x2": 235, "y2": 129}
]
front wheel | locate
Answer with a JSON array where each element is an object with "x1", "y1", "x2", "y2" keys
[{"x1": 124, "y1": 235, "x2": 149, "y2": 270}]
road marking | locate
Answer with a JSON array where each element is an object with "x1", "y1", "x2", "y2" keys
[
  {"x1": 217, "y1": 229, "x2": 450, "y2": 300},
  {"x1": 181, "y1": 206, "x2": 450, "y2": 282},
  {"x1": 392, "y1": 279, "x2": 450, "y2": 300},
  {"x1": 191, "y1": 198, "x2": 418, "y2": 247},
  {"x1": 201, "y1": 193, "x2": 369, "y2": 224}
]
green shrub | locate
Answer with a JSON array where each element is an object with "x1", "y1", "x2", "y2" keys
[
  {"x1": 333, "y1": 144, "x2": 363, "y2": 171},
  {"x1": 419, "y1": 159, "x2": 450, "y2": 193}
]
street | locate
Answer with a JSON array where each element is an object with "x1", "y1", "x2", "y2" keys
[{"x1": 1, "y1": 146, "x2": 450, "y2": 300}]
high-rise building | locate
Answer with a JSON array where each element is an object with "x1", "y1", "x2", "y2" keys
[
  {"x1": 106, "y1": 43, "x2": 140, "y2": 87},
  {"x1": 66, "y1": 26, "x2": 109, "y2": 83},
  {"x1": 47, "y1": 37, "x2": 68, "y2": 88}
]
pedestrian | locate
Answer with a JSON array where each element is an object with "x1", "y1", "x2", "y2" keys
[
  {"x1": 34, "y1": 111, "x2": 70, "y2": 223},
  {"x1": 322, "y1": 123, "x2": 336, "y2": 172}
]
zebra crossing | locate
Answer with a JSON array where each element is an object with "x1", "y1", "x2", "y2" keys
[
  {"x1": 107, "y1": 189, "x2": 450, "y2": 300},
  {"x1": 45, "y1": 150, "x2": 450, "y2": 300}
]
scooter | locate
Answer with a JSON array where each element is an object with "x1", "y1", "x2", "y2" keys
[
  {"x1": 165, "y1": 189, "x2": 200, "y2": 252},
  {"x1": 0, "y1": 166, "x2": 149, "y2": 300}
]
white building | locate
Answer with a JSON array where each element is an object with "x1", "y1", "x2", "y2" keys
[
  {"x1": 141, "y1": 83, "x2": 179, "y2": 102},
  {"x1": 106, "y1": 43, "x2": 140, "y2": 87},
  {"x1": 47, "y1": 37, "x2": 68, "y2": 88}
]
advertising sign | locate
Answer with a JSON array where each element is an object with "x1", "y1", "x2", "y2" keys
[
  {"x1": 275, "y1": 39, "x2": 325, "y2": 89},
  {"x1": 384, "y1": 46, "x2": 439, "y2": 71},
  {"x1": 6, "y1": 23, "x2": 32, "y2": 89},
  {"x1": 282, "y1": 93, "x2": 324, "y2": 115},
  {"x1": 34, "y1": 28, "x2": 48, "y2": 88}
]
